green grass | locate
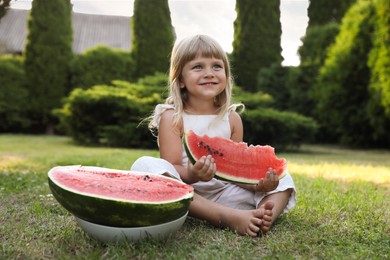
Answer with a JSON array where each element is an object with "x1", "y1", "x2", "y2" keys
[{"x1": 1, "y1": 134, "x2": 389, "y2": 259}]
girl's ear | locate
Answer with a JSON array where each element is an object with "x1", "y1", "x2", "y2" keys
[{"x1": 179, "y1": 79, "x2": 185, "y2": 88}]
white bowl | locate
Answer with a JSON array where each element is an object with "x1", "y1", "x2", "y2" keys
[{"x1": 75, "y1": 212, "x2": 188, "y2": 243}]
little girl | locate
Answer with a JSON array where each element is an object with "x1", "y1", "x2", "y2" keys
[{"x1": 131, "y1": 35, "x2": 296, "y2": 237}]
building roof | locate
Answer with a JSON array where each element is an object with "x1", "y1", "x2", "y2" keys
[{"x1": 0, "y1": 8, "x2": 132, "y2": 54}]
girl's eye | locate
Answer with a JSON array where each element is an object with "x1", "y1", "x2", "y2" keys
[
  {"x1": 213, "y1": 64, "x2": 223, "y2": 70},
  {"x1": 192, "y1": 65, "x2": 202, "y2": 70}
]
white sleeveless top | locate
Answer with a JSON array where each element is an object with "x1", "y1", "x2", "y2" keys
[{"x1": 152, "y1": 104, "x2": 233, "y2": 195}]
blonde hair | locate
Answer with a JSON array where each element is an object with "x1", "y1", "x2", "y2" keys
[{"x1": 148, "y1": 34, "x2": 243, "y2": 133}]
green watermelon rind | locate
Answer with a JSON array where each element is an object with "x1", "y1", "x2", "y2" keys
[
  {"x1": 183, "y1": 133, "x2": 197, "y2": 166},
  {"x1": 215, "y1": 169, "x2": 287, "y2": 184},
  {"x1": 48, "y1": 167, "x2": 193, "y2": 227},
  {"x1": 183, "y1": 131, "x2": 287, "y2": 184}
]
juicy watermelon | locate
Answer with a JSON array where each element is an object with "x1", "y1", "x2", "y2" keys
[
  {"x1": 183, "y1": 131, "x2": 287, "y2": 184},
  {"x1": 48, "y1": 166, "x2": 194, "y2": 227}
]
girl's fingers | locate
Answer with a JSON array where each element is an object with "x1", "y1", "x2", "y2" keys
[{"x1": 194, "y1": 155, "x2": 216, "y2": 180}]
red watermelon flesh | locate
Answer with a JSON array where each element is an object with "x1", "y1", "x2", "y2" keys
[
  {"x1": 183, "y1": 131, "x2": 287, "y2": 184},
  {"x1": 50, "y1": 166, "x2": 192, "y2": 203}
]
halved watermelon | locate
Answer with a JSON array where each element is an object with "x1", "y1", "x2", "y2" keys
[
  {"x1": 48, "y1": 166, "x2": 194, "y2": 227},
  {"x1": 183, "y1": 131, "x2": 287, "y2": 184}
]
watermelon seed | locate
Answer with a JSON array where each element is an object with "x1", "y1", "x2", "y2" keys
[
  {"x1": 143, "y1": 175, "x2": 153, "y2": 182},
  {"x1": 197, "y1": 141, "x2": 224, "y2": 157}
]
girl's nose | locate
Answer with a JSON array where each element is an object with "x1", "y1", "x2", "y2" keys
[{"x1": 204, "y1": 68, "x2": 215, "y2": 78}]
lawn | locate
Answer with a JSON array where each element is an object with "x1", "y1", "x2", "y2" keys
[{"x1": 0, "y1": 134, "x2": 389, "y2": 259}]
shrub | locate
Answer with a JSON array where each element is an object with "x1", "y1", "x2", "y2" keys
[
  {"x1": 232, "y1": 86, "x2": 273, "y2": 110},
  {"x1": 70, "y1": 46, "x2": 135, "y2": 89},
  {"x1": 241, "y1": 108, "x2": 318, "y2": 151},
  {"x1": 54, "y1": 81, "x2": 162, "y2": 148},
  {"x1": 137, "y1": 72, "x2": 168, "y2": 87},
  {"x1": 0, "y1": 55, "x2": 31, "y2": 132},
  {"x1": 256, "y1": 64, "x2": 291, "y2": 110}
]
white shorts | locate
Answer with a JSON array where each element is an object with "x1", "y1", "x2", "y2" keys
[{"x1": 131, "y1": 156, "x2": 296, "y2": 214}]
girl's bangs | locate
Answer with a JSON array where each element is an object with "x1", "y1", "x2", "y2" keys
[
  {"x1": 195, "y1": 41, "x2": 224, "y2": 59},
  {"x1": 180, "y1": 36, "x2": 225, "y2": 64}
]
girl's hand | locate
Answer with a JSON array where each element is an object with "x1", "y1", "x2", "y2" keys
[
  {"x1": 188, "y1": 155, "x2": 216, "y2": 182},
  {"x1": 255, "y1": 168, "x2": 279, "y2": 192}
]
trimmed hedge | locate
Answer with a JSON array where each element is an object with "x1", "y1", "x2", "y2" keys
[
  {"x1": 54, "y1": 81, "x2": 162, "y2": 148},
  {"x1": 70, "y1": 46, "x2": 135, "y2": 90},
  {"x1": 232, "y1": 86, "x2": 274, "y2": 110},
  {"x1": 137, "y1": 72, "x2": 169, "y2": 89},
  {"x1": 241, "y1": 108, "x2": 318, "y2": 150}
]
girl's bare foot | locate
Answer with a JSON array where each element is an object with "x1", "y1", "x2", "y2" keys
[
  {"x1": 189, "y1": 194, "x2": 277, "y2": 237},
  {"x1": 223, "y1": 208, "x2": 263, "y2": 237},
  {"x1": 258, "y1": 200, "x2": 275, "y2": 234}
]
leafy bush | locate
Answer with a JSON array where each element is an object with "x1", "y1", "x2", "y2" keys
[
  {"x1": 137, "y1": 72, "x2": 168, "y2": 87},
  {"x1": 232, "y1": 86, "x2": 273, "y2": 110},
  {"x1": 54, "y1": 81, "x2": 162, "y2": 148},
  {"x1": 241, "y1": 108, "x2": 318, "y2": 151},
  {"x1": 70, "y1": 46, "x2": 135, "y2": 89},
  {"x1": 256, "y1": 64, "x2": 291, "y2": 111},
  {"x1": 0, "y1": 55, "x2": 31, "y2": 132},
  {"x1": 234, "y1": 83, "x2": 318, "y2": 150}
]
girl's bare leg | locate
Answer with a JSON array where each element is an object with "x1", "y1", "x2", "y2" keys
[
  {"x1": 257, "y1": 188, "x2": 293, "y2": 233},
  {"x1": 189, "y1": 193, "x2": 264, "y2": 237}
]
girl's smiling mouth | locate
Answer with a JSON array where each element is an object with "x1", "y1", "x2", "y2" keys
[{"x1": 200, "y1": 82, "x2": 218, "y2": 86}]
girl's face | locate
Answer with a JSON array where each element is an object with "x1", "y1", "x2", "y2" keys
[{"x1": 180, "y1": 55, "x2": 226, "y2": 103}]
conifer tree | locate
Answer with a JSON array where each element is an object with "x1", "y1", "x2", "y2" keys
[
  {"x1": 300, "y1": 0, "x2": 356, "y2": 65},
  {"x1": 293, "y1": 0, "x2": 357, "y2": 122},
  {"x1": 24, "y1": 0, "x2": 73, "y2": 132},
  {"x1": 232, "y1": 0, "x2": 282, "y2": 91},
  {"x1": 368, "y1": 0, "x2": 390, "y2": 117},
  {"x1": 131, "y1": 0, "x2": 174, "y2": 79},
  {"x1": 313, "y1": 0, "x2": 390, "y2": 147},
  {"x1": 307, "y1": 0, "x2": 356, "y2": 27},
  {"x1": 0, "y1": 0, "x2": 12, "y2": 20}
]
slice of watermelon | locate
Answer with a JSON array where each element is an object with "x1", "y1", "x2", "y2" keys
[{"x1": 183, "y1": 130, "x2": 287, "y2": 184}]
